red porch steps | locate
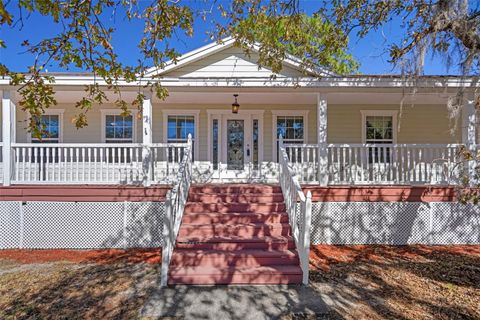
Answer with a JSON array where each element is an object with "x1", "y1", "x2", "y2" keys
[{"x1": 168, "y1": 184, "x2": 302, "y2": 285}]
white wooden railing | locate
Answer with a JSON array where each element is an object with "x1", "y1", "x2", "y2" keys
[
  {"x1": 10, "y1": 142, "x2": 189, "y2": 185},
  {"x1": 278, "y1": 139, "x2": 312, "y2": 285},
  {"x1": 284, "y1": 143, "x2": 463, "y2": 185},
  {"x1": 160, "y1": 135, "x2": 193, "y2": 287}
]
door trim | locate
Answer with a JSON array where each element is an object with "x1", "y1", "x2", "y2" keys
[{"x1": 207, "y1": 109, "x2": 264, "y2": 180}]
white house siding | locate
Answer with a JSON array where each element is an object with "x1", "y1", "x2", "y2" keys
[
  {"x1": 163, "y1": 46, "x2": 304, "y2": 78},
  {"x1": 15, "y1": 103, "x2": 143, "y2": 143},
  {"x1": 328, "y1": 104, "x2": 462, "y2": 144},
  {"x1": 7, "y1": 102, "x2": 462, "y2": 156},
  {"x1": 154, "y1": 104, "x2": 317, "y2": 162}
]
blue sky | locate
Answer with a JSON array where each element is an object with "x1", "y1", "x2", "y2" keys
[{"x1": 0, "y1": 1, "x2": 456, "y2": 75}]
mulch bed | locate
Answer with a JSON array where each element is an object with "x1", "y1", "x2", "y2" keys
[{"x1": 0, "y1": 248, "x2": 161, "y2": 265}]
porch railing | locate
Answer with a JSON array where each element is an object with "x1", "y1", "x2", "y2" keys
[
  {"x1": 160, "y1": 135, "x2": 193, "y2": 287},
  {"x1": 10, "y1": 142, "x2": 189, "y2": 185},
  {"x1": 278, "y1": 139, "x2": 312, "y2": 285},
  {"x1": 284, "y1": 143, "x2": 463, "y2": 185}
]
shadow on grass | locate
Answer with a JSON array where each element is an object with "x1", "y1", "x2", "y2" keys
[
  {"x1": 0, "y1": 261, "x2": 159, "y2": 319},
  {"x1": 309, "y1": 245, "x2": 480, "y2": 319}
]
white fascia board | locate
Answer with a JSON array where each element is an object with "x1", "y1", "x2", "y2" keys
[{"x1": 0, "y1": 75, "x2": 478, "y2": 89}]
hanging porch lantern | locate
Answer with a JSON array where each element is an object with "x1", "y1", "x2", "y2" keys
[{"x1": 232, "y1": 94, "x2": 240, "y2": 114}]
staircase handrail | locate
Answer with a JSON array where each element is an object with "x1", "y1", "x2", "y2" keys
[
  {"x1": 278, "y1": 136, "x2": 312, "y2": 285},
  {"x1": 160, "y1": 134, "x2": 193, "y2": 287}
]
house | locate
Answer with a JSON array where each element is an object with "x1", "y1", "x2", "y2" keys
[{"x1": 1, "y1": 38, "x2": 479, "y2": 285}]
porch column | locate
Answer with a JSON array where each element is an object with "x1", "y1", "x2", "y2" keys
[
  {"x1": 2, "y1": 90, "x2": 15, "y2": 186},
  {"x1": 461, "y1": 94, "x2": 477, "y2": 182},
  {"x1": 142, "y1": 94, "x2": 153, "y2": 185},
  {"x1": 462, "y1": 94, "x2": 476, "y2": 145},
  {"x1": 317, "y1": 94, "x2": 328, "y2": 186}
]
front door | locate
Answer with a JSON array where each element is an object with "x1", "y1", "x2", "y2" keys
[
  {"x1": 227, "y1": 120, "x2": 245, "y2": 171},
  {"x1": 209, "y1": 112, "x2": 263, "y2": 181}
]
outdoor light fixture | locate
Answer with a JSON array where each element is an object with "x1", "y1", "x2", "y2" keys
[{"x1": 232, "y1": 94, "x2": 240, "y2": 114}]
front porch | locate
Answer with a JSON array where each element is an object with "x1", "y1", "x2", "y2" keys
[
  {"x1": 0, "y1": 142, "x2": 469, "y2": 186},
  {"x1": 0, "y1": 88, "x2": 477, "y2": 187}
]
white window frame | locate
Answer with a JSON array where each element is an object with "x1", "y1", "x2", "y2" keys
[
  {"x1": 100, "y1": 109, "x2": 138, "y2": 143},
  {"x1": 272, "y1": 110, "x2": 309, "y2": 161},
  {"x1": 28, "y1": 109, "x2": 64, "y2": 143},
  {"x1": 360, "y1": 110, "x2": 398, "y2": 144},
  {"x1": 162, "y1": 109, "x2": 200, "y2": 160}
]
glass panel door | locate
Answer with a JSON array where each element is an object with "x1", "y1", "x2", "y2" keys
[{"x1": 227, "y1": 120, "x2": 244, "y2": 170}]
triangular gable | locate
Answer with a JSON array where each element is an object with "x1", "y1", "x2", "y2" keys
[{"x1": 145, "y1": 37, "x2": 333, "y2": 78}]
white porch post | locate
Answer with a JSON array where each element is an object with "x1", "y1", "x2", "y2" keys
[
  {"x1": 142, "y1": 94, "x2": 153, "y2": 186},
  {"x1": 462, "y1": 94, "x2": 477, "y2": 182},
  {"x1": 2, "y1": 91, "x2": 15, "y2": 186},
  {"x1": 462, "y1": 95, "x2": 476, "y2": 145},
  {"x1": 317, "y1": 94, "x2": 328, "y2": 186}
]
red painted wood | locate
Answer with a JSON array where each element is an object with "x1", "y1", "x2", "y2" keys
[
  {"x1": 169, "y1": 184, "x2": 302, "y2": 285},
  {"x1": 168, "y1": 265, "x2": 302, "y2": 285},
  {"x1": 302, "y1": 185, "x2": 457, "y2": 202},
  {"x1": 0, "y1": 185, "x2": 170, "y2": 202}
]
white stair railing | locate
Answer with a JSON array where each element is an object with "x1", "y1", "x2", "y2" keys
[
  {"x1": 278, "y1": 136, "x2": 312, "y2": 285},
  {"x1": 160, "y1": 134, "x2": 193, "y2": 287}
]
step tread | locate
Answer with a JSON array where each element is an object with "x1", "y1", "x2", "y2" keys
[
  {"x1": 182, "y1": 212, "x2": 288, "y2": 217},
  {"x1": 180, "y1": 222, "x2": 291, "y2": 228},
  {"x1": 176, "y1": 235, "x2": 294, "y2": 243},
  {"x1": 172, "y1": 249, "x2": 298, "y2": 258},
  {"x1": 183, "y1": 212, "x2": 288, "y2": 218},
  {"x1": 186, "y1": 202, "x2": 286, "y2": 205},
  {"x1": 189, "y1": 192, "x2": 284, "y2": 196},
  {"x1": 168, "y1": 264, "x2": 302, "y2": 276}
]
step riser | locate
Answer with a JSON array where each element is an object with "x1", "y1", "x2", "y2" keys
[
  {"x1": 184, "y1": 204, "x2": 286, "y2": 214},
  {"x1": 170, "y1": 256, "x2": 299, "y2": 268},
  {"x1": 182, "y1": 214, "x2": 288, "y2": 225},
  {"x1": 175, "y1": 242, "x2": 295, "y2": 251},
  {"x1": 168, "y1": 274, "x2": 302, "y2": 285},
  {"x1": 188, "y1": 195, "x2": 285, "y2": 203},
  {"x1": 189, "y1": 187, "x2": 282, "y2": 194},
  {"x1": 178, "y1": 226, "x2": 291, "y2": 238}
]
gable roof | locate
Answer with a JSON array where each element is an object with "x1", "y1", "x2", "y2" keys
[{"x1": 145, "y1": 37, "x2": 335, "y2": 78}]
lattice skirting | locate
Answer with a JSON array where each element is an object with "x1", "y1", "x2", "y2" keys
[
  {"x1": 0, "y1": 201, "x2": 164, "y2": 249},
  {"x1": 311, "y1": 202, "x2": 480, "y2": 245},
  {"x1": 2, "y1": 200, "x2": 479, "y2": 249}
]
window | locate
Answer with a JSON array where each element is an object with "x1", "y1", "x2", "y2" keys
[
  {"x1": 365, "y1": 116, "x2": 394, "y2": 144},
  {"x1": 105, "y1": 115, "x2": 134, "y2": 143},
  {"x1": 30, "y1": 110, "x2": 64, "y2": 143},
  {"x1": 167, "y1": 115, "x2": 196, "y2": 161},
  {"x1": 362, "y1": 111, "x2": 397, "y2": 163},
  {"x1": 212, "y1": 119, "x2": 219, "y2": 170},
  {"x1": 253, "y1": 119, "x2": 259, "y2": 169},
  {"x1": 275, "y1": 115, "x2": 305, "y2": 161}
]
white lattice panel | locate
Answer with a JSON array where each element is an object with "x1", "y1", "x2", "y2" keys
[
  {"x1": 311, "y1": 202, "x2": 432, "y2": 245},
  {"x1": 0, "y1": 202, "x2": 21, "y2": 249},
  {"x1": 17, "y1": 201, "x2": 165, "y2": 249},
  {"x1": 126, "y1": 202, "x2": 164, "y2": 247},
  {"x1": 23, "y1": 202, "x2": 124, "y2": 249},
  {"x1": 430, "y1": 202, "x2": 480, "y2": 244}
]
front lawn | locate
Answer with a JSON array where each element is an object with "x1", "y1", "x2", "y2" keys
[{"x1": 0, "y1": 245, "x2": 479, "y2": 319}]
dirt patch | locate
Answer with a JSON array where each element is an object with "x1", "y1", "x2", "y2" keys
[
  {"x1": 0, "y1": 248, "x2": 161, "y2": 265},
  {"x1": 0, "y1": 254, "x2": 161, "y2": 319},
  {"x1": 310, "y1": 245, "x2": 480, "y2": 320}
]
